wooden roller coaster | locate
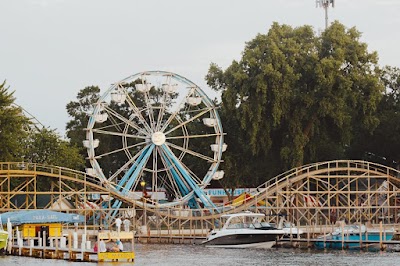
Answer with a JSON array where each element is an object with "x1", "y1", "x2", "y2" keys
[{"x1": 0, "y1": 160, "x2": 399, "y2": 238}]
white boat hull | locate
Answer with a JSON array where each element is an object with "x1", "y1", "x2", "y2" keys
[
  {"x1": 205, "y1": 241, "x2": 276, "y2": 249},
  {"x1": 203, "y1": 212, "x2": 285, "y2": 249}
]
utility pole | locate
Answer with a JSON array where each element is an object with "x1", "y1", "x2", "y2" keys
[{"x1": 316, "y1": 0, "x2": 335, "y2": 29}]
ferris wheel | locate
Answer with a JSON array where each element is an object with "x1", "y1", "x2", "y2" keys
[{"x1": 85, "y1": 71, "x2": 226, "y2": 209}]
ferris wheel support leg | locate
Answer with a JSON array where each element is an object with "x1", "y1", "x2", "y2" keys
[
  {"x1": 121, "y1": 145, "x2": 155, "y2": 194},
  {"x1": 116, "y1": 146, "x2": 150, "y2": 190},
  {"x1": 161, "y1": 144, "x2": 219, "y2": 212},
  {"x1": 101, "y1": 145, "x2": 155, "y2": 225},
  {"x1": 187, "y1": 198, "x2": 200, "y2": 209},
  {"x1": 160, "y1": 150, "x2": 201, "y2": 209},
  {"x1": 98, "y1": 200, "x2": 121, "y2": 229},
  {"x1": 105, "y1": 200, "x2": 123, "y2": 226},
  {"x1": 160, "y1": 152, "x2": 190, "y2": 192}
]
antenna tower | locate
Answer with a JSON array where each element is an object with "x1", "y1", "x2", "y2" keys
[{"x1": 316, "y1": 0, "x2": 335, "y2": 29}]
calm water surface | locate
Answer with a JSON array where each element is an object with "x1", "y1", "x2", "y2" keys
[{"x1": 1, "y1": 244, "x2": 399, "y2": 266}]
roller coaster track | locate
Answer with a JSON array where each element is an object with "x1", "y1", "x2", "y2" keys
[{"x1": 1, "y1": 160, "x2": 399, "y2": 229}]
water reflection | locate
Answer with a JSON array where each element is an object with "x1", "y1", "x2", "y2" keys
[{"x1": 0, "y1": 243, "x2": 399, "y2": 266}]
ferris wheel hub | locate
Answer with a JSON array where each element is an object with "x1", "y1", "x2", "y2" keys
[{"x1": 151, "y1": 131, "x2": 166, "y2": 146}]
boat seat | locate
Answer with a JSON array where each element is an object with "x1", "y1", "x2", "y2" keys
[{"x1": 253, "y1": 223, "x2": 262, "y2": 229}]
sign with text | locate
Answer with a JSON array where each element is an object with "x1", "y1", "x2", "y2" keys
[{"x1": 204, "y1": 188, "x2": 255, "y2": 197}]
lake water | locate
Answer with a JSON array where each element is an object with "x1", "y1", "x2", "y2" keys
[{"x1": 1, "y1": 244, "x2": 399, "y2": 266}]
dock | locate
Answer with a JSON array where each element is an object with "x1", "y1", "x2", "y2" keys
[
  {"x1": 278, "y1": 238, "x2": 400, "y2": 250},
  {"x1": 6, "y1": 230, "x2": 136, "y2": 262},
  {"x1": 10, "y1": 245, "x2": 97, "y2": 261},
  {"x1": 4, "y1": 225, "x2": 400, "y2": 263}
]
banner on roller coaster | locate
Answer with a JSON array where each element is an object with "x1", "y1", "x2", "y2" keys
[{"x1": 205, "y1": 188, "x2": 256, "y2": 197}]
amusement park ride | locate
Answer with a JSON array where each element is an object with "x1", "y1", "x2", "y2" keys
[
  {"x1": 83, "y1": 71, "x2": 226, "y2": 220},
  {"x1": 1, "y1": 71, "x2": 400, "y2": 235}
]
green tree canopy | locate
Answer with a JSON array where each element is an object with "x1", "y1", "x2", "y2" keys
[
  {"x1": 0, "y1": 81, "x2": 29, "y2": 161},
  {"x1": 66, "y1": 86, "x2": 101, "y2": 150},
  {"x1": 23, "y1": 128, "x2": 85, "y2": 170},
  {"x1": 347, "y1": 66, "x2": 400, "y2": 167},
  {"x1": 207, "y1": 21, "x2": 383, "y2": 182}
]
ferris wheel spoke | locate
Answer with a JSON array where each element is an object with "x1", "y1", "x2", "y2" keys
[
  {"x1": 164, "y1": 108, "x2": 212, "y2": 135},
  {"x1": 159, "y1": 110, "x2": 178, "y2": 134},
  {"x1": 166, "y1": 133, "x2": 222, "y2": 140},
  {"x1": 161, "y1": 174, "x2": 183, "y2": 200},
  {"x1": 123, "y1": 92, "x2": 153, "y2": 133},
  {"x1": 102, "y1": 112, "x2": 124, "y2": 132},
  {"x1": 140, "y1": 84, "x2": 157, "y2": 131},
  {"x1": 162, "y1": 178, "x2": 183, "y2": 200},
  {"x1": 91, "y1": 121, "x2": 124, "y2": 134},
  {"x1": 155, "y1": 75, "x2": 175, "y2": 131},
  {"x1": 94, "y1": 141, "x2": 147, "y2": 160},
  {"x1": 155, "y1": 95, "x2": 169, "y2": 132},
  {"x1": 109, "y1": 144, "x2": 151, "y2": 189},
  {"x1": 147, "y1": 105, "x2": 161, "y2": 132},
  {"x1": 136, "y1": 109, "x2": 155, "y2": 133},
  {"x1": 103, "y1": 105, "x2": 148, "y2": 135},
  {"x1": 159, "y1": 87, "x2": 195, "y2": 133},
  {"x1": 181, "y1": 159, "x2": 204, "y2": 185},
  {"x1": 172, "y1": 115, "x2": 190, "y2": 153},
  {"x1": 92, "y1": 128, "x2": 147, "y2": 140},
  {"x1": 118, "y1": 81, "x2": 153, "y2": 132},
  {"x1": 166, "y1": 142, "x2": 215, "y2": 163}
]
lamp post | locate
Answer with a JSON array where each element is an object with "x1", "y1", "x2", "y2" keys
[{"x1": 140, "y1": 180, "x2": 146, "y2": 199}]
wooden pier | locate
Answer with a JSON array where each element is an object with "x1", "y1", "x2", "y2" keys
[
  {"x1": 6, "y1": 230, "x2": 136, "y2": 262},
  {"x1": 10, "y1": 245, "x2": 97, "y2": 261},
  {"x1": 4, "y1": 225, "x2": 400, "y2": 263},
  {"x1": 278, "y1": 238, "x2": 400, "y2": 250}
]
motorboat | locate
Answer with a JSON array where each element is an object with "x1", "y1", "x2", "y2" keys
[
  {"x1": 202, "y1": 212, "x2": 285, "y2": 248},
  {"x1": 315, "y1": 224, "x2": 395, "y2": 249}
]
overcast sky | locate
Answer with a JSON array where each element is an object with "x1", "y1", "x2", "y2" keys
[{"x1": 1, "y1": 0, "x2": 399, "y2": 137}]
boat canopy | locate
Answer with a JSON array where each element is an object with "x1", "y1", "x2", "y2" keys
[{"x1": 0, "y1": 210, "x2": 84, "y2": 225}]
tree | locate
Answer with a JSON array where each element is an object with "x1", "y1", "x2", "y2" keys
[
  {"x1": 212, "y1": 103, "x2": 277, "y2": 198},
  {"x1": 347, "y1": 66, "x2": 400, "y2": 168},
  {"x1": 66, "y1": 86, "x2": 101, "y2": 150},
  {"x1": 206, "y1": 21, "x2": 383, "y2": 183},
  {"x1": 22, "y1": 128, "x2": 85, "y2": 190},
  {"x1": 0, "y1": 81, "x2": 29, "y2": 161},
  {"x1": 24, "y1": 128, "x2": 85, "y2": 169}
]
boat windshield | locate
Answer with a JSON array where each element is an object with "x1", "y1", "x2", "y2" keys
[
  {"x1": 224, "y1": 215, "x2": 264, "y2": 229},
  {"x1": 253, "y1": 222, "x2": 278, "y2": 230},
  {"x1": 332, "y1": 224, "x2": 366, "y2": 235}
]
